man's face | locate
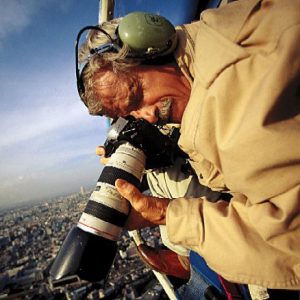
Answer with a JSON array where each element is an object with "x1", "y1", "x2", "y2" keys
[{"x1": 93, "y1": 64, "x2": 191, "y2": 124}]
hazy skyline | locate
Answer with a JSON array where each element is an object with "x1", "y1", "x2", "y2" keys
[{"x1": 0, "y1": 0, "x2": 107, "y2": 209}]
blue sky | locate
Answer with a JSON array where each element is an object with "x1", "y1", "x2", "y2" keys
[
  {"x1": 0, "y1": 0, "x2": 107, "y2": 209},
  {"x1": 0, "y1": 0, "x2": 199, "y2": 209}
]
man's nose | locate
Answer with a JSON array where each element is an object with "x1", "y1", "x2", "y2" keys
[{"x1": 130, "y1": 106, "x2": 158, "y2": 124}]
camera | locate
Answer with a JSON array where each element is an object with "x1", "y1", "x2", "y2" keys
[{"x1": 49, "y1": 117, "x2": 185, "y2": 282}]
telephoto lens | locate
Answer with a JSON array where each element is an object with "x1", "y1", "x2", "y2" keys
[{"x1": 49, "y1": 142, "x2": 146, "y2": 282}]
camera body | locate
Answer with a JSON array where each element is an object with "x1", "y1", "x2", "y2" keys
[
  {"x1": 104, "y1": 116, "x2": 186, "y2": 169},
  {"x1": 49, "y1": 117, "x2": 185, "y2": 282}
]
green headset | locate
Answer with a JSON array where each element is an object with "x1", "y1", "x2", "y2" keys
[{"x1": 75, "y1": 12, "x2": 177, "y2": 108}]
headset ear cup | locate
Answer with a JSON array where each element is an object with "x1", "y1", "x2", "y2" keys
[{"x1": 118, "y1": 12, "x2": 177, "y2": 59}]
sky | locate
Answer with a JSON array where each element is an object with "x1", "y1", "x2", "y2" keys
[
  {"x1": 0, "y1": 0, "x2": 108, "y2": 209},
  {"x1": 0, "y1": 0, "x2": 200, "y2": 210}
]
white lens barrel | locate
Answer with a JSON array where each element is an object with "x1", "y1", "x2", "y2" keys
[
  {"x1": 106, "y1": 143, "x2": 146, "y2": 179},
  {"x1": 79, "y1": 142, "x2": 146, "y2": 241}
]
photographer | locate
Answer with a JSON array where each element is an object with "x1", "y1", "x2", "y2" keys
[{"x1": 78, "y1": 0, "x2": 300, "y2": 297}]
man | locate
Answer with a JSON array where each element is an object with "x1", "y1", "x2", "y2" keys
[{"x1": 79, "y1": 0, "x2": 300, "y2": 294}]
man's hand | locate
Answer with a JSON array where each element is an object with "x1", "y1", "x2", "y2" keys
[{"x1": 116, "y1": 179, "x2": 170, "y2": 228}]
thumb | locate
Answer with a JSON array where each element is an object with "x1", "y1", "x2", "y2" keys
[
  {"x1": 116, "y1": 179, "x2": 169, "y2": 225},
  {"x1": 115, "y1": 179, "x2": 145, "y2": 211}
]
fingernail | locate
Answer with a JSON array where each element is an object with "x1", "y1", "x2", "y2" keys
[{"x1": 116, "y1": 179, "x2": 126, "y2": 188}]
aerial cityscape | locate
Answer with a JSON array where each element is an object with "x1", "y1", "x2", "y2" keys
[{"x1": 0, "y1": 188, "x2": 170, "y2": 299}]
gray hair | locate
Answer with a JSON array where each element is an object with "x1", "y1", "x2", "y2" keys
[{"x1": 79, "y1": 18, "x2": 142, "y2": 115}]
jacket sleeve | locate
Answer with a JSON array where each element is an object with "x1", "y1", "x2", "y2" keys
[{"x1": 167, "y1": 0, "x2": 300, "y2": 289}]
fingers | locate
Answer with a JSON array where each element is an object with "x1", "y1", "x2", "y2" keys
[
  {"x1": 116, "y1": 179, "x2": 169, "y2": 225},
  {"x1": 95, "y1": 146, "x2": 105, "y2": 156},
  {"x1": 125, "y1": 209, "x2": 156, "y2": 231},
  {"x1": 95, "y1": 146, "x2": 109, "y2": 165}
]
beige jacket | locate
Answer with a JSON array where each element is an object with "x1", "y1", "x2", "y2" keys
[{"x1": 167, "y1": 0, "x2": 300, "y2": 289}]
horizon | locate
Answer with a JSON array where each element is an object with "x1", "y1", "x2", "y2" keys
[{"x1": 0, "y1": 183, "x2": 94, "y2": 211}]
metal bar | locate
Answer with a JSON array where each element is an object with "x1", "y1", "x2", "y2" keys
[
  {"x1": 152, "y1": 270, "x2": 178, "y2": 300},
  {"x1": 129, "y1": 230, "x2": 178, "y2": 300},
  {"x1": 99, "y1": 0, "x2": 115, "y2": 23}
]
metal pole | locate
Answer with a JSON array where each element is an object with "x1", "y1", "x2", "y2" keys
[
  {"x1": 99, "y1": 0, "x2": 115, "y2": 23},
  {"x1": 129, "y1": 230, "x2": 178, "y2": 300}
]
